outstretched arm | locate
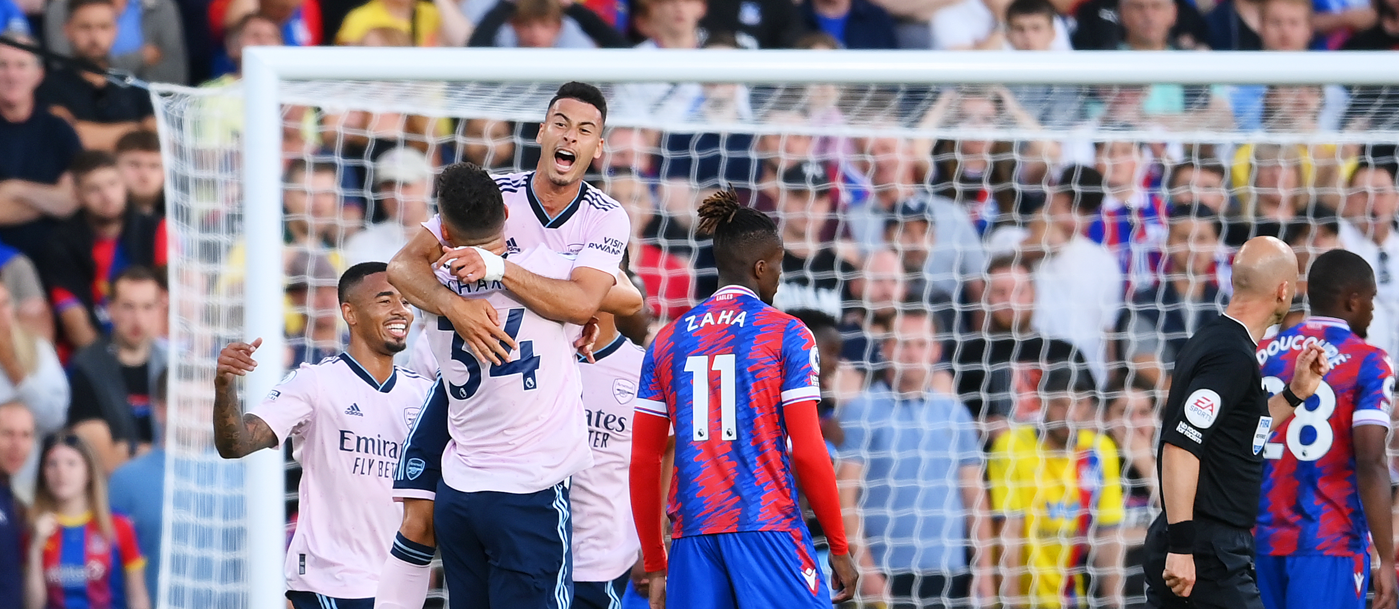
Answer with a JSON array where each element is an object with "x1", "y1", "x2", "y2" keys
[{"x1": 211, "y1": 339, "x2": 279, "y2": 459}]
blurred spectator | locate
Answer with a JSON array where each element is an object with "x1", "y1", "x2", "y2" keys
[
  {"x1": 701, "y1": 0, "x2": 804, "y2": 48},
  {"x1": 883, "y1": 199, "x2": 959, "y2": 328},
  {"x1": 1114, "y1": 0, "x2": 1225, "y2": 125},
  {"x1": 196, "y1": 13, "x2": 290, "y2": 152},
  {"x1": 1027, "y1": 165, "x2": 1123, "y2": 388},
  {"x1": 1105, "y1": 379, "x2": 1161, "y2": 535},
  {"x1": 0, "y1": 243, "x2": 51, "y2": 342},
  {"x1": 345, "y1": 146, "x2": 433, "y2": 266},
  {"x1": 0, "y1": 36, "x2": 82, "y2": 262},
  {"x1": 24, "y1": 434, "x2": 149, "y2": 609},
  {"x1": 603, "y1": 169, "x2": 694, "y2": 321},
  {"x1": 1118, "y1": 205, "x2": 1224, "y2": 387},
  {"x1": 36, "y1": 0, "x2": 158, "y2": 151},
  {"x1": 114, "y1": 129, "x2": 163, "y2": 218},
  {"x1": 798, "y1": 0, "x2": 898, "y2": 49},
  {"x1": 44, "y1": 0, "x2": 188, "y2": 85},
  {"x1": 336, "y1": 0, "x2": 439, "y2": 46},
  {"x1": 283, "y1": 159, "x2": 353, "y2": 255},
  {"x1": 615, "y1": 10, "x2": 756, "y2": 124},
  {"x1": 989, "y1": 367, "x2": 1125, "y2": 609},
  {"x1": 108, "y1": 368, "x2": 166, "y2": 599},
  {"x1": 1339, "y1": 0, "x2": 1399, "y2": 129},
  {"x1": 1230, "y1": 0, "x2": 1349, "y2": 131},
  {"x1": 1206, "y1": 0, "x2": 1264, "y2": 49},
  {"x1": 1071, "y1": 0, "x2": 1208, "y2": 49},
  {"x1": 285, "y1": 250, "x2": 341, "y2": 367},
  {"x1": 1234, "y1": 142, "x2": 1306, "y2": 225},
  {"x1": 1, "y1": 0, "x2": 27, "y2": 33},
  {"x1": 951, "y1": 255, "x2": 1089, "y2": 436},
  {"x1": 772, "y1": 161, "x2": 855, "y2": 318},
  {"x1": 1087, "y1": 138, "x2": 1176, "y2": 292},
  {"x1": 598, "y1": 126, "x2": 658, "y2": 177},
  {"x1": 207, "y1": 0, "x2": 316, "y2": 78},
  {"x1": 467, "y1": 0, "x2": 629, "y2": 47},
  {"x1": 842, "y1": 248, "x2": 902, "y2": 368},
  {"x1": 0, "y1": 401, "x2": 32, "y2": 608},
  {"x1": 1313, "y1": 0, "x2": 1377, "y2": 47},
  {"x1": 1164, "y1": 157, "x2": 1230, "y2": 214},
  {"x1": 931, "y1": 0, "x2": 1070, "y2": 49},
  {"x1": 1237, "y1": 86, "x2": 1354, "y2": 211},
  {"x1": 1281, "y1": 207, "x2": 1351, "y2": 329},
  {"x1": 1003, "y1": 0, "x2": 1081, "y2": 128},
  {"x1": 43, "y1": 152, "x2": 165, "y2": 352},
  {"x1": 837, "y1": 310, "x2": 993, "y2": 608},
  {"x1": 1337, "y1": 163, "x2": 1399, "y2": 353},
  {"x1": 0, "y1": 282, "x2": 69, "y2": 489},
  {"x1": 461, "y1": 118, "x2": 519, "y2": 170},
  {"x1": 65, "y1": 266, "x2": 166, "y2": 475}
]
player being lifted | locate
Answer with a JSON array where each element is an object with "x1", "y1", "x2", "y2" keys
[
  {"x1": 1256, "y1": 249, "x2": 1397, "y2": 609},
  {"x1": 211, "y1": 263, "x2": 433, "y2": 609},
  {"x1": 630, "y1": 190, "x2": 858, "y2": 609}
]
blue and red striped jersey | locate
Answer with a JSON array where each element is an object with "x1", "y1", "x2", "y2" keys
[
  {"x1": 636, "y1": 285, "x2": 822, "y2": 539},
  {"x1": 38, "y1": 512, "x2": 144, "y2": 609},
  {"x1": 1257, "y1": 316, "x2": 1394, "y2": 557}
]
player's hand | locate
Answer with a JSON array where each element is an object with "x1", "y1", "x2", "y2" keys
[
  {"x1": 575, "y1": 317, "x2": 600, "y2": 363},
  {"x1": 630, "y1": 559, "x2": 651, "y2": 598},
  {"x1": 828, "y1": 551, "x2": 859, "y2": 603},
  {"x1": 1374, "y1": 561, "x2": 1398, "y2": 609},
  {"x1": 645, "y1": 571, "x2": 666, "y2": 609},
  {"x1": 443, "y1": 297, "x2": 514, "y2": 365},
  {"x1": 29, "y1": 512, "x2": 57, "y2": 555},
  {"x1": 1289, "y1": 343, "x2": 1331, "y2": 400},
  {"x1": 1163, "y1": 552, "x2": 1196, "y2": 598},
  {"x1": 438, "y1": 246, "x2": 485, "y2": 283},
  {"x1": 215, "y1": 338, "x2": 263, "y2": 388}
]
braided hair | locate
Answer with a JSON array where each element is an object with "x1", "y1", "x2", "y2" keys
[{"x1": 697, "y1": 189, "x2": 782, "y2": 280}]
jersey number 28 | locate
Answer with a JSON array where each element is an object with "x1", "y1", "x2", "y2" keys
[
  {"x1": 1262, "y1": 376, "x2": 1335, "y2": 461},
  {"x1": 686, "y1": 354, "x2": 736, "y2": 442},
  {"x1": 439, "y1": 309, "x2": 541, "y2": 399}
]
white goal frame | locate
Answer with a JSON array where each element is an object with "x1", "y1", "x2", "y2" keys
[{"x1": 237, "y1": 47, "x2": 1399, "y2": 608}]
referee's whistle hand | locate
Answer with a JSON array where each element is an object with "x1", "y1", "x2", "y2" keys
[{"x1": 1163, "y1": 552, "x2": 1195, "y2": 598}]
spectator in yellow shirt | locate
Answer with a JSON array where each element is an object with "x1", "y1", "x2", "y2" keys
[
  {"x1": 990, "y1": 367, "x2": 1126, "y2": 609},
  {"x1": 335, "y1": 0, "x2": 441, "y2": 46}
]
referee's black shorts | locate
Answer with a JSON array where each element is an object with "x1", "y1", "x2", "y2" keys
[{"x1": 1143, "y1": 516, "x2": 1265, "y2": 609}]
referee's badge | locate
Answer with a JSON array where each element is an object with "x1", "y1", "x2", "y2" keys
[
  {"x1": 1253, "y1": 416, "x2": 1273, "y2": 455},
  {"x1": 1184, "y1": 389, "x2": 1221, "y2": 429}
]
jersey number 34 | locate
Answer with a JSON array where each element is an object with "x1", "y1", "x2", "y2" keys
[{"x1": 438, "y1": 309, "x2": 541, "y2": 399}]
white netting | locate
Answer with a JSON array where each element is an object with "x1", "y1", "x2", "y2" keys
[{"x1": 153, "y1": 73, "x2": 1399, "y2": 609}]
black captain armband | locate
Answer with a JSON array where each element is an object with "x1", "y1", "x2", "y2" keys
[
  {"x1": 1167, "y1": 520, "x2": 1195, "y2": 554},
  {"x1": 1282, "y1": 385, "x2": 1305, "y2": 408}
]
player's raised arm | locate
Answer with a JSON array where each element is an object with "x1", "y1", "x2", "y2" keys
[{"x1": 211, "y1": 338, "x2": 279, "y2": 458}]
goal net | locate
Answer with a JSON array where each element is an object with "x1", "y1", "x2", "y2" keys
[{"x1": 150, "y1": 49, "x2": 1399, "y2": 608}]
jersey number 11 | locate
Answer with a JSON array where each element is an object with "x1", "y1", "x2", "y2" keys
[{"x1": 686, "y1": 354, "x2": 736, "y2": 442}]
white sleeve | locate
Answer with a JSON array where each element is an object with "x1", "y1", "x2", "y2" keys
[
  {"x1": 17, "y1": 341, "x2": 69, "y2": 436},
  {"x1": 247, "y1": 365, "x2": 318, "y2": 443},
  {"x1": 572, "y1": 206, "x2": 630, "y2": 277}
]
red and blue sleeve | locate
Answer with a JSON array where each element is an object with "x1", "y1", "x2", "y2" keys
[
  {"x1": 778, "y1": 320, "x2": 821, "y2": 407},
  {"x1": 631, "y1": 344, "x2": 671, "y2": 572},
  {"x1": 780, "y1": 319, "x2": 848, "y2": 555},
  {"x1": 1354, "y1": 351, "x2": 1394, "y2": 429},
  {"x1": 113, "y1": 515, "x2": 146, "y2": 570}
]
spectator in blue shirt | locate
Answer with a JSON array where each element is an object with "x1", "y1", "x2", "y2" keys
[
  {"x1": 799, "y1": 0, "x2": 898, "y2": 49},
  {"x1": 108, "y1": 369, "x2": 167, "y2": 599},
  {"x1": 0, "y1": 0, "x2": 29, "y2": 34}
]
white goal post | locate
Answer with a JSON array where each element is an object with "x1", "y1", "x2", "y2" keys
[{"x1": 147, "y1": 47, "x2": 1399, "y2": 609}]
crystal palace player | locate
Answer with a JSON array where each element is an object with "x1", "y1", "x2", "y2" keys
[
  {"x1": 1256, "y1": 249, "x2": 1398, "y2": 609},
  {"x1": 630, "y1": 190, "x2": 857, "y2": 608},
  {"x1": 212, "y1": 263, "x2": 433, "y2": 609}
]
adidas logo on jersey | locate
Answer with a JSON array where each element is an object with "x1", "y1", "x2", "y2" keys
[
  {"x1": 345, "y1": 403, "x2": 364, "y2": 417},
  {"x1": 802, "y1": 568, "x2": 819, "y2": 594}
]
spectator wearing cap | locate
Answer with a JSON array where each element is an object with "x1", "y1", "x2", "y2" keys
[
  {"x1": 36, "y1": 0, "x2": 158, "y2": 151},
  {"x1": 1338, "y1": 163, "x2": 1399, "y2": 354},
  {"x1": 466, "y1": 0, "x2": 630, "y2": 47},
  {"x1": 1024, "y1": 165, "x2": 1123, "y2": 389},
  {"x1": 951, "y1": 255, "x2": 1090, "y2": 439},
  {"x1": 798, "y1": 0, "x2": 898, "y2": 49},
  {"x1": 345, "y1": 147, "x2": 434, "y2": 267},
  {"x1": 285, "y1": 251, "x2": 342, "y2": 368},
  {"x1": 772, "y1": 160, "x2": 856, "y2": 319},
  {"x1": 44, "y1": 0, "x2": 189, "y2": 85},
  {"x1": 65, "y1": 265, "x2": 167, "y2": 474},
  {"x1": 1117, "y1": 205, "x2": 1225, "y2": 388}
]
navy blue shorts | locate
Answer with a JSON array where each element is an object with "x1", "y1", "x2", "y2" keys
[
  {"x1": 1256, "y1": 553, "x2": 1369, "y2": 609},
  {"x1": 668, "y1": 530, "x2": 831, "y2": 609},
  {"x1": 393, "y1": 377, "x2": 449, "y2": 499},
  {"x1": 575, "y1": 570, "x2": 630, "y2": 609},
  {"x1": 286, "y1": 591, "x2": 373, "y2": 609},
  {"x1": 434, "y1": 479, "x2": 573, "y2": 609}
]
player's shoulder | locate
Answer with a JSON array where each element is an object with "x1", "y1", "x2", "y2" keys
[
  {"x1": 509, "y1": 246, "x2": 575, "y2": 280},
  {"x1": 393, "y1": 366, "x2": 435, "y2": 389},
  {"x1": 579, "y1": 180, "x2": 624, "y2": 215},
  {"x1": 493, "y1": 171, "x2": 531, "y2": 192}
]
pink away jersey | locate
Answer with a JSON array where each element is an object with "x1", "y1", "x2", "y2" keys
[
  {"x1": 250, "y1": 356, "x2": 432, "y2": 598},
  {"x1": 573, "y1": 335, "x2": 646, "y2": 582},
  {"x1": 421, "y1": 171, "x2": 629, "y2": 280},
  {"x1": 424, "y1": 246, "x2": 593, "y2": 495}
]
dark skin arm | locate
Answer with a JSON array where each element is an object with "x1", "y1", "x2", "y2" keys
[
  {"x1": 212, "y1": 339, "x2": 280, "y2": 459},
  {"x1": 1356, "y1": 424, "x2": 1397, "y2": 609}
]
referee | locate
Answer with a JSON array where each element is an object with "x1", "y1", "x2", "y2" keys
[{"x1": 1143, "y1": 236, "x2": 1330, "y2": 609}]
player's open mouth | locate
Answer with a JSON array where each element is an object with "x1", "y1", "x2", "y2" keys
[
  {"x1": 386, "y1": 321, "x2": 408, "y2": 339},
  {"x1": 553, "y1": 149, "x2": 576, "y2": 172}
]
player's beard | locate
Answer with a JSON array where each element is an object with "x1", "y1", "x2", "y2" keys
[
  {"x1": 547, "y1": 169, "x2": 576, "y2": 188},
  {"x1": 384, "y1": 338, "x2": 408, "y2": 354}
]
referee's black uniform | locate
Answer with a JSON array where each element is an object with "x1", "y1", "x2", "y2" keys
[{"x1": 1143, "y1": 315, "x2": 1271, "y2": 609}]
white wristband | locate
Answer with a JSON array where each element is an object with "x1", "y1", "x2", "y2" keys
[{"x1": 473, "y1": 247, "x2": 506, "y2": 282}]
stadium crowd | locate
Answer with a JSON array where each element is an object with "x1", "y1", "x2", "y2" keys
[{"x1": 0, "y1": 0, "x2": 1398, "y2": 605}]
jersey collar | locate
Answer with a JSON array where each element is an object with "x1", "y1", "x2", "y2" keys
[
  {"x1": 1222, "y1": 313, "x2": 1258, "y2": 346},
  {"x1": 712, "y1": 285, "x2": 758, "y2": 300},
  {"x1": 526, "y1": 171, "x2": 586, "y2": 229},
  {"x1": 339, "y1": 352, "x2": 398, "y2": 393},
  {"x1": 578, "y1": 335, "x2": 627, "y2": 364},
  {"x1": 1304, "y1": 316, "x2": 1350, "y2": 330}
]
